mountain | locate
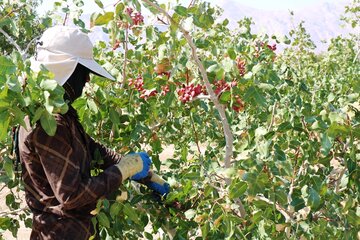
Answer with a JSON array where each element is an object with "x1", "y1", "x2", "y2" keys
[{"x1": 216, "y1": 0, "x2": 354, "y2": 52}]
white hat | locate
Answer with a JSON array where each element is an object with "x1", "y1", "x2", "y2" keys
[{"x1": 32, "y1": 25, "x2": 115, "y2": 85}]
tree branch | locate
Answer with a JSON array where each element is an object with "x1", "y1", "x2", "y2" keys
[
  {"x1": 122, "y1": 27, "x2": 129, "y2": 86},
  {"x1": 141, "y1": 0, "x2": 233, "y2": 170},
  {"x1": 0, "y1": 28, "x2": 24, "y2": 58},
  {"x1": 267, "y1": 100, "x2": 277, "y2": 131},
  {"x1": 0, "y1": 207, "x2": 29, "y2": 217},
  {"x1": 140, "y1": 0, "x2": 244, "y2": 217}
]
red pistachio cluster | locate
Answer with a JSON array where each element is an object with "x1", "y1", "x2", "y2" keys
[
  {"x1": 177, "y1": 84, "x2": 206, "y2": 103},
  {"x1": 128, "y1": 76, "x2": 170, "y2": 100},
  {"x1": 236, "y1": 58, "x2": 246, "y2": 77},
  {"x1": 232, "y1": 95, "x2": 245, "y2": 112},
  {"x1": 116, "y1": 7, "x2": 144, "y2": 30},
  {"x1": 125, "y1": 7, "x2": 144, "y2": 26},
  {"x1": 128, "y1": 75, "x2": 244, "y2": 112},
  {"x1": 266, "y1": 44, "x2": 277, "y2": 51},
  {"x1": 214, "y1": 79, "x2": 237, "y2": 96}
]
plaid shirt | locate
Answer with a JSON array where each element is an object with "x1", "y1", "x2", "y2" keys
[{"x1": 18, "y1": 106, "x2": 122, "y2": 239}]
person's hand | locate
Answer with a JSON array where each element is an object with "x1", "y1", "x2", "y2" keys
[
  {"x1": 144, "y1": 171, "x2": 170, "y2": 196},
  {"x1": 115, "y1": 152, "x2": 152, "y2": 182}
]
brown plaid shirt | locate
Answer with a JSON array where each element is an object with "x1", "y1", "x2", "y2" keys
[{"x1": 18, "y1": 106, "x2": 123, "y2": 240}]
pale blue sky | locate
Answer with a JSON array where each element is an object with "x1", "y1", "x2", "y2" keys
[
  {"x1": 38, "y1": 0, "x2": 342, "y2": 14},
  {"x1": 228, "y1": 0, "x2": 334, "y2": 10}
]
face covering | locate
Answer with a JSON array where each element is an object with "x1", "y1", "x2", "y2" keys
[{"x1": 63, "y1": 64, "x2": 90, "y2": 103}]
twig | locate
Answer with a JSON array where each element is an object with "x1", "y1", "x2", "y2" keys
[
  {"x1": 188, "y1": 0, "x2": 197, "y2": 8},
  {"x1": 122, "y1": 28, "x2": 129, "y2": 86},
  {"x1": 0, "y1": 28, "x2": 24, "y2": 57},
  {"x1": 189, "y1": 94, "x2": 211, "y2": 102},
  {"x1": 0, "y1": 4, "x2": 25, "y2": 21},
  {"x1": 267, "y1": 101, "x2": 277, "y2": 131},
  {"x1": 63, "y1": 6, "x2": 69, "y2": 26},
  {"x1": 23, "y1": 36, "x2": 40, "y2": 57},
  {"x1": 157, "y1": 16, "x2": 169, "y2": 25},
  {"x1": 0, "y1": 207, "x2": 30, "y2": 217},
  {"x1": 254, "y1": 195, "x2": 294, "y2": 223},
  {"x1": 354, "y1": 48, "x2": 360, "y2": 63},
  {"x1": 189, "y1": 111, "x2": 203, "y2": 163},
  {"x1": 287, "y1": 146, "x2": 300, "y2": 208},
  {"x1": 113, "y1": 0, "x2": 122, "y2": 7}
]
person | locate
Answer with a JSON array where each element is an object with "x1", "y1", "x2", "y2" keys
[{"x1": 18, "y1": 25, "x2": 170, "y2": 240}]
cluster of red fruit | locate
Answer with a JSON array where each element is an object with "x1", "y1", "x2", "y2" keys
[
  {"x1": 266, "y1": 44, "x2": 277, "y2": 51},
  {"x1": 128, "y1": 76, "x2": 170, "y2": 100},
  {"x1": 177, "y1": 84, "x2": 206, "y2": 103},
  {"x1": 214, "y1": 79, "x2": 237, "y2": 96},
  {"x1": 232, "y1": 95, "x2": 245, "y2": 112},
  {"x1": 213, "y1": 80, "x2": 244, "y2": 112},
  {"x1": 128, "y1": 76, "x2": 244, "y2": 112},
  {"x1": 125, "y1": 7, "x2": 144, "y2": 26},
  {"x1": 236, "y1": 58, "x2": 246, "y2": 77}
]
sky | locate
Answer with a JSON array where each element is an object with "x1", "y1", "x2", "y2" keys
[
  {"x1": 38, "y1": 0, "x2": 341, "y2": 14},
  {"x1": 225, "y1": 0, "x2": 333, "y2": 10}
]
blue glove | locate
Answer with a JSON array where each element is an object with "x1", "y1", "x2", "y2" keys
[
  {"x1": 146, "y1": 171, "x2": 170, "y2": 196},
  {"x1": 129, "y1": 152, "x2": 152, "y2": 181}
]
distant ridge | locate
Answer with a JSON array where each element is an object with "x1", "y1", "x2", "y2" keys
[{"x1": 217, "y1": 0, "x2": 354, "y2": 52}]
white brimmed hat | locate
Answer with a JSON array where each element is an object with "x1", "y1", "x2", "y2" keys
[{"x1": 32, "y1": 25, "x2": 115, "y2": 85}]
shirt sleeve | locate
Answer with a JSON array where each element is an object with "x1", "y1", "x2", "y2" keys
[
  {"x1": 31, "y1": 114, "x2": 122, "y2": 211},
  {"x1": 87, "y1": 135, "x2": 122, "y2": 169}
]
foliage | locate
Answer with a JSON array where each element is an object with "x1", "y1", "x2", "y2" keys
[{"x1": 0, "y1": 0, "x2": 359, "y2": 239}]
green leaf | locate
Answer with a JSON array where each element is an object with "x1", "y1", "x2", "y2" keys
[
  {"x1": 95, "y1": 12, "x2": 114, "y2": 26},
  {"x1": 32, "y1": 107, "x2": 44, "y2": 125},
  {"x1": 227, "y1": 48, "x2": 236, "y2": 60},
  {"x1": 95, "y1": 0, "x2": 104, "y2": 8},
  {"x1": 277, "y1": 122, "x2": 292, "y2": 132},
  {"x1": 109, "y1": 108, "x2": 120, "y2": 125},
  {"x1": 195, "y1": 38, "x2": 210, "y2": 49},
  {"x1": 274, "y1": 144, "x2": 286, "y2": 161},
  {"x1": 40, "y1": 112, "x2": 57, "y2": 136},
  {"x1": 221, "y1": 58, "x2": 234, "y2": 72},
  {"x1": 40, "y1": 80, "x2": 58, "y2": 91},
  {"x1": 145, "y1": 26, "x2": 155, "y2": 41},
  {"x1": 244, "y1": 86, "x2": 267, "y2": 108},
  {"x1": 109, "y1": 202, "x2": 122, "y2": 219},
  {"x1": 115, "y1": 2, "x2": 125, "y2": 16},
  {"x1": 11, "y1": 106, "x2": 26, "y2": 129},
  {"x1": 174, "y1": 6, "x2": 188, "y2": 17},
  {"x1": 229, "y1": 180, "x2": 247, "y2": 199},
  {"x1": 347, "y1": 209, "x2": 360, "y2": 226},
  {"x1": 44, "y1": 91, "x2": 54, "y2": 114},
  {"x1": 307, "y1": 188, "x2": 321, "y2": 210},
  {"x1": 207, "y1": 63, "x2": 220, "y2": 73},
  {"x1": 123, "y1": 203, "x2": 140, "y2": 224},
  {"x1": 0, "y1": 56, "x2": 16, "y2": 75},
  {"x1": 3, "y1": 156, "x2": 14, "y2": 180},
  {"x1": 87, "y1": 99, "x2": 98, "y2": 113},
  {"x1": 97, "y1": 212, "x2": 110, "y2": 228},
  {"x1": 252, "y1": 64, "x2": 262, "y2": 74},
  {"x1": 219, "y1": 91, "x2": 231, "y2": 103},
  {"x1": 184, "y1": 209, "x2": 196, "y2": 220},
  {"x1": 0, "y1": 18, "x2": 12, "y2": 28},
  {"x1": 0, "y1": 110, "x2": 10, "y2": 141},
  {"x1": 243, "y1": 172, "x2": 269, "y2": 195},
  {"x1": 327, "y1": 123, "x2": 350, "y2": 138},
  {"x1": 320, "y1": 133, "x2": 332, "y2": 155}
]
